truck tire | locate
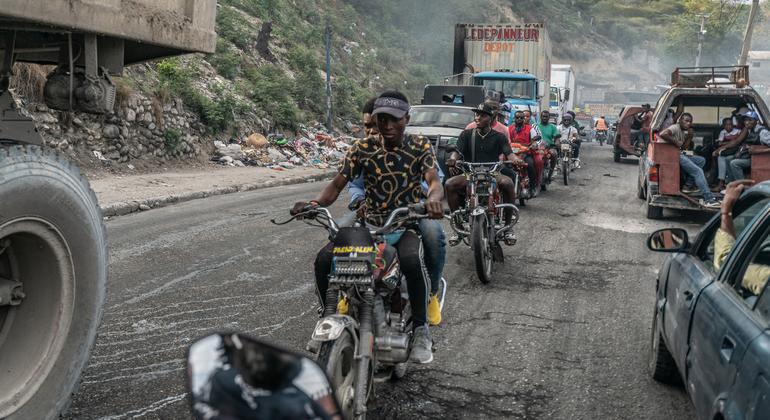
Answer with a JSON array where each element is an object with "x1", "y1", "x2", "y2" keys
[
  {"x1": 646, "y1": 201, "x2": 663, "y2": 220},
  {"x1": 0, "y1": 145, "x2": 107, "y2": 420}
]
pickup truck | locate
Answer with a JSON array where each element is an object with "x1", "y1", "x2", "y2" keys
[{"x1": 638, "y1": 66, "x2": 770, "y2": 219}]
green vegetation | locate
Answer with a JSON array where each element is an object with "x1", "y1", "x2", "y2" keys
[
  {"x1": 208, "y1": 39, "x2": 241, "y2": 80},
  {"x1": 156, "y1": 58, "x2": 242, "y2": 134},
  {"x1": 159, "y1": 0, "x2": 768, "y2": 132},
  {"x1": 163, "y1": 127, "x2": 184, "y2": 152},
  {"x1": 244, "y1": 64, "x2": 302, "y2": 129}
]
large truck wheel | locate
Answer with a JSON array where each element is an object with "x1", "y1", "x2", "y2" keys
[{"x1": 0, "y1": 145, "x2": 107, "y2": 420}]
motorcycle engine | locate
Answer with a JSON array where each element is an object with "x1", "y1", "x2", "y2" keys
[{"x1": 375, "y1": 331, "x2": 409, "y2": 364}]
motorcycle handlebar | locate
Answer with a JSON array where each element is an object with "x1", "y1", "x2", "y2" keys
[
  {"x1": 375, "y1": 204, "x2": 427, "y2": 235},
  {"x1": 455, "y1": 161, "x2": 510, "y2": 174},
  {"x1": 273, "y1": 204, "x2": 429, "y2": 237}
]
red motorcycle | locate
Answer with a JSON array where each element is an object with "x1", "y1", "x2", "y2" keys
[
  {"x1": 509, "y1": 141, "x2": 538, "y2": 206},
  {"x1": 541, "y1": 142, "x2": 557, "y2": 192}
]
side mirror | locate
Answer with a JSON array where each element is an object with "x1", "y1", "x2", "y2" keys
[
  {"x1": 186, "y1": 333, "x2": 341, "y2": 420},
  {"x1": 647, "y1": 228, "x2": 689, "y2": 252},
  {"x1": 564, "y1": 89, "x2": 570, "y2": 101}
]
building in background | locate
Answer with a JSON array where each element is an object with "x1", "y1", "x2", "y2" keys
[{"x1": 749, "y1": 51, "x2": 770, "y2": 102}]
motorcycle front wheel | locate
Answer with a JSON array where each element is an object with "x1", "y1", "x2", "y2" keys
[
  {"x1": 471, "y1": 213, "x2": 493, "y2": 284},
  {"x1": 562, "y1": 159, "x2": 569, "y2": 185},
  {"x1": 317, "y1": 330, "x2": 363, "y2": 419}
]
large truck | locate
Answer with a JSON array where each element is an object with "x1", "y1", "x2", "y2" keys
[
  {"x1": 452, "y1": 23, "x2": 552, "y2": 124},
  {"x1": 0, "y1": 1, "x2": 216, "y2": 419},
  {"x1": 550, "y1": 64, "x2": 576, "y2": 121}
]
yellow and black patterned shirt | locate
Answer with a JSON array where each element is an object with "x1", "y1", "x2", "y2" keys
[{"x1": 339, "y1": 134, "x2": 437, "y2": 226}]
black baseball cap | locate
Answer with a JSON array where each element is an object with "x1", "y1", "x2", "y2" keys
[
  {"x1": 473, "y1": 101, "x2": 498, "y2": 117},
  {"x1": 371, "y1": 97, "x2": 410, "y2": 119}
]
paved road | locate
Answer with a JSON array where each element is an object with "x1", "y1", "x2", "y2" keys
[{"x1": 67, "y1": 143, "x2": 704, "y2": 419}]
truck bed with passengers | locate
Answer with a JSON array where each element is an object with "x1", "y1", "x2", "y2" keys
[{"x1": 638, "y1": 66, "x2": 770, "y2": 220}]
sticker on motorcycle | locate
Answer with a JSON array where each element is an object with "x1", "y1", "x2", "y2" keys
[{"x1": 333, "y1": 246, "x2": 375, "y2": 254}]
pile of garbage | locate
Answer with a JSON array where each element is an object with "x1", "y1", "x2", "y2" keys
[{"x1": 213, "y1": 124, "x2": 355, "y2": 170}]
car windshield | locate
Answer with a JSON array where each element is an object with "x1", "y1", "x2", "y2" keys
[
  {"x1": 408, "y1": 108, "x2": 475, "y2": 129},
  {"x1": 478, "y1": 79, "x2": 536, "y2": 99}
]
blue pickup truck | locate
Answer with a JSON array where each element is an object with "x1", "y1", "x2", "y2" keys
[{"x1": 648, "y1": 183, "x2": 770, "y2": 419}]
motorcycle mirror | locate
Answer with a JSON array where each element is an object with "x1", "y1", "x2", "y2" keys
[{"x1": 186, "y1": 333, "x2": 342, "y2": 420}]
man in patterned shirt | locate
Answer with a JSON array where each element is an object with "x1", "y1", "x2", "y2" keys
[{"x1": 292, "y1": 91, "x2": 443, "y2": 363}]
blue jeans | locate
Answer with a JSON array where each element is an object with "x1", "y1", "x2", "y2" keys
[
  {"x1": 729, "y1": 158, "x2": 751, "y2": 181},
  {"x1": 717, "y1": 154, "x2": 736, "y2": 181},
  {"x1": 680, "y1": 154, "x2": 714, "y2": 201},
  {"x1": 418, "y1": 218, "x2": 446, "y2": 295}
]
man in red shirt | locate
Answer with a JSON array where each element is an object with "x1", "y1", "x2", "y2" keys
[
  {"x1": 465, "y1": 100, "x2": 510, "y2": 142},
  {"x1": 508, "y1": 110, "x2": 542, "y2": 194}
]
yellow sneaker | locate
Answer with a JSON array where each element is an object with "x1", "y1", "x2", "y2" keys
[
  {"x1": 427, "y1": 294, "x2": 441, "y2": 326},
  {"x1": 337, "y1": 296, "x2": 349, "y2": 315}
]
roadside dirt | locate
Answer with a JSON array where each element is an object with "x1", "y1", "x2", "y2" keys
[{"x1": 89, "y1": 164, "x2": 332, "y2": 206}]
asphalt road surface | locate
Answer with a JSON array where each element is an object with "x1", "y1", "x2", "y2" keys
[{"x1": 67, "y1": 143, "x2": 706, "y2": 419}]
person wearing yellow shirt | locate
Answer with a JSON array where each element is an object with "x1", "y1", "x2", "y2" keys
[{"x1": 714, "y1": 180, "x2": 770, "y2": 295}]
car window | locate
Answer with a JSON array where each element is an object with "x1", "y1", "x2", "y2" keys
[
  {"x1": 408, "y1": 108, "x2": 475, "y2": 129},
  {"x1": 754, "y1": 276, "x2": 770, "y2": 325},
  {"x1": 728, "y1": 222, "x2": 770, "y2": 313},
  {"x1": 685, "y1": 106, "x2": 735, "y2": 125},
  {"x1": 702, "y1": 198, "x2": 770, "y2": 271}
]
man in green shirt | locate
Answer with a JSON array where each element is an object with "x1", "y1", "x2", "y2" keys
[{"x1": 532, "y1": 110, "x2": 561, "y2": 185}]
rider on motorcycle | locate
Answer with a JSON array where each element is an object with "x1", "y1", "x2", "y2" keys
[
  {"x1": 347, "y1": 97, "x2": 447, "y2": 326},
  {"x1": 508, "y1": 110, "x2": 542, "y2": 195},
  {"x1": 531, "y1": 110, "x2": 561, "y2": 183},
  {"x1": 558, "y1": 114, "x2": 580, "y2": 167},
  {"x1": 445, "y1": 101, "x2": 522, "y2": 245},
  {"x1": 291, "y1": 91, "x2": 443, "y2": 364},
  {"x1": 594, "y1": 115, "x2": 608, "y2": 144}
]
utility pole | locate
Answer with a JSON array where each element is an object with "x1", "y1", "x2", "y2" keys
[
  {"x1": 324, "y1": 24, "x2": 333, "y2": 133},
  {"x1": 695, "y1": 14, "x2": 709, "y2": 68},
  {"x1": 739, "y1": 0, "x2": 760, "y2": 66}
]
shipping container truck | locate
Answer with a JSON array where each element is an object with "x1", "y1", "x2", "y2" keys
[
  {"x1": 452, "y1": 23, "x2": 552, "y2": 124},
  {"x1": 0, "y1": 1, "x2": 216, "y2": 419},
  {"x1": 551, "y1": 64, "x2": 576, "y2": 121}
]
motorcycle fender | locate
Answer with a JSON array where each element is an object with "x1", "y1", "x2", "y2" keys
[
  {"x1": 311, "y1": 314, "x2": 359, "y2": 342},
  {"x1": 471, "y1": 207, "x2": 486, "y2": 217}
]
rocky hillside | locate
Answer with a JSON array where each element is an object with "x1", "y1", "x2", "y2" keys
[{"x1": 9, "y1": 0, "x2": 767, "y2": 175}]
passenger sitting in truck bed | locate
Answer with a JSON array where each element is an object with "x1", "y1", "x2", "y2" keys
[
  {"x1": 728, "y1": 112, "x2": 770, "y2": 182},
  {"x1": 711, "y1": 117, "x2": 746, "y2": 193},
  {"x1": 659, "y1": 113, "x2": 721, "y2": 209}
]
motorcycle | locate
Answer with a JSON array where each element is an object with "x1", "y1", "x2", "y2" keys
[
  {"x1": 448, "y1": 161, "x2": 519, "y2": 284},
  {"x1": 186, "y1": 332, "x2": 343, "y2": 420},
  {"x1": 541, "y1": 146, "x2": 557, "y2": 192},
  {"x1": 271, "y1": 204, "x2": 440, "y2": 419},
  {"x1": 509, "y1": 141, "x2": 537, "y2": 205},
  {"x1": 595, "y1": 130, "x2": 608, "y2": 146},
  {"x1": 559, "y1": 140, "x2": 579, "y2": 186}
]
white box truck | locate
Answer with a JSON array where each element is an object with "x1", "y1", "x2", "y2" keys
[
  {"x1": 452, "y1": 23, "x2": 552, "y2": 124},
  {"x1": 551, "y1": 64, "x2": 577, "y2": 121}
]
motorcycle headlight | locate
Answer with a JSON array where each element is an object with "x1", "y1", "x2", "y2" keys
[{"x1": 561, "y1": 144, "x2": 571, "y2": 152}]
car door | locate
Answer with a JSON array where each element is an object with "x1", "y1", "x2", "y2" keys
[
  {"x1": 686, "y1": 198, "x2": 770, "y2": 420},
  {"x1": 662, "y1": 248, "x2": 717, "y2": 373},
  {"x1": 725, "y1": 284, "x2": 770, "y2": 420}
]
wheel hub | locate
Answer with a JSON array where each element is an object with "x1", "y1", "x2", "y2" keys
[{"x1": 0, "y1": 218, "x2": 76, "y2": 417}]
